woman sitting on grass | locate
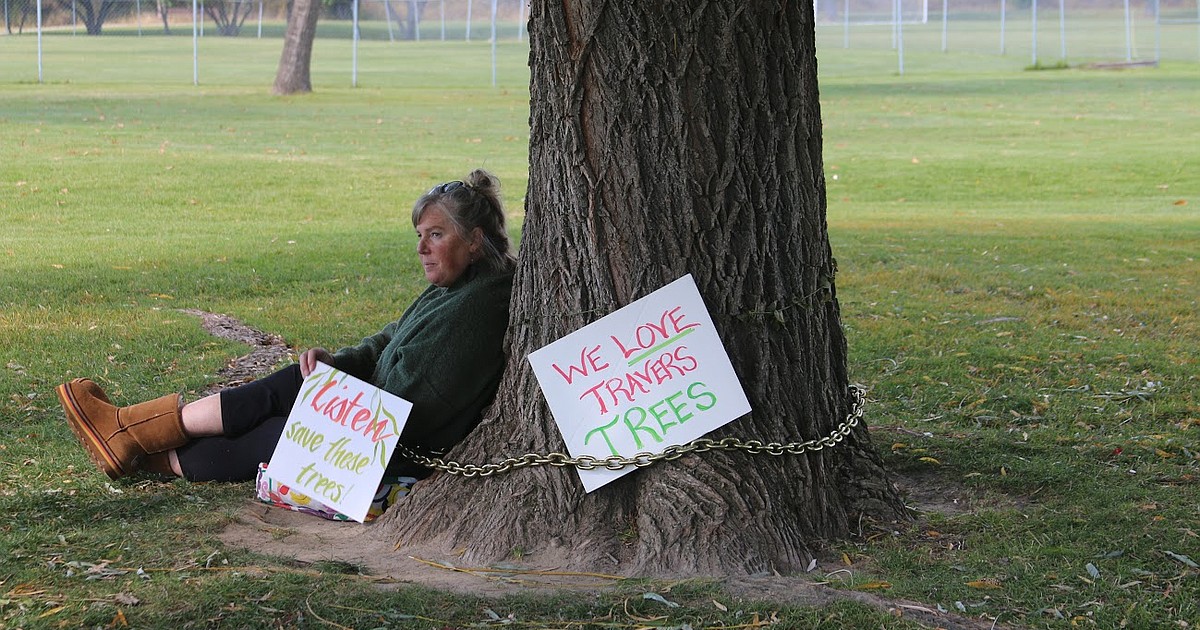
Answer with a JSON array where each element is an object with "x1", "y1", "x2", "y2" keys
[{"x1": 56, "y1": 169, "x2": 516, "y2": 485}]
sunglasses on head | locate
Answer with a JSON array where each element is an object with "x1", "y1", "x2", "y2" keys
[{"x1": 428, "y1": 180, "x2": 467, "y2": 195}]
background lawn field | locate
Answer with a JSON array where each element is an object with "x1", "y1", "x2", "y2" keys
[{"x1": 1, "y1": 34, "x2": 1198, "y2": 629}]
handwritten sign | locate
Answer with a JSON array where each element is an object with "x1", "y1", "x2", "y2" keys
[
  {"x1": 529, "y1": 275, "x2": 752, "y2": 492},
  {"x1": 266, "y1": 363, "x2": 411, "y2": 522}
]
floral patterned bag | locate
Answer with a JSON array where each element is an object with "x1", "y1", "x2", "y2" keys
[{"x1": 254, "y1": 462, "x2": 415, "y2": 522}]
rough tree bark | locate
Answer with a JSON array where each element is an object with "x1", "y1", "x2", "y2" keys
[
  {"x1": 377, "y1": 0, "x2": 905, "y2": 576},
  {"x1": 272, "y1": 0, "x2": 321, "y2": 95}
]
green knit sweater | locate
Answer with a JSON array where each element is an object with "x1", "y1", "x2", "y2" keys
[{"x1": 331, "y1": 265, "x2": 513, "y2": 478}]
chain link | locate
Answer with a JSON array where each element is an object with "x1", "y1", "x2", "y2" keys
[{"x1": 394, "y1": 385, "x2": 867, "y2": 478}]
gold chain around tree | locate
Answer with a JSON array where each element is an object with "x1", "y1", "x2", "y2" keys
[{"x1": 393, "y1": 385, "x2": 867, "y2": 478}]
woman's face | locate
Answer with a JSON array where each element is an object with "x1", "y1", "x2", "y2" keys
[{"x1": 415, "y1": 205, "x2": 480, "y2": 287}]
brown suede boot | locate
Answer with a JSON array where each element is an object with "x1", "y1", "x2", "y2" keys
[{"x1": 55, "y1": 379, "x2": 189, "y2": 480}]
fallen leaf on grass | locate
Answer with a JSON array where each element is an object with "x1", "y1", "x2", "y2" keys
[
  {"x1": 1086, "y1": 563, "x2": 1100, "y2": 579},
  {"x1": 919, "y1": 457, "x2": 941, "y2": 465},
  {"x1": 66, "y1": 560, "x2": 129, "y2": 580},
  {"x1": 38, "y1": 606, "x2": 65, "y2": 619},
  {"x1": 1163, "y1": 551, "x2": 1198, "y2": 568},
  {"x1": 855, "y1": 581, "x2": 892, "y2": 590},
  {"x1": 114, "y1": 592, "x2": 140, "y2": 606},
  {"x1": 642, "y1": 592, "x2": 680, "y2": 608},
  {"x1": 966, "y1": 579, "x2": 1002, "y2": 589}
]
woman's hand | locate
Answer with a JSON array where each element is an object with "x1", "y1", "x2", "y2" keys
[{"x1": 299, "y1": 348, "x2": 334, "y2": 377}]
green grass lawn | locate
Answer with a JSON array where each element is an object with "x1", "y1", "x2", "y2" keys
[
  {"x1": 821, "y1": 65, "x2": 1198, "y2": 628},
  {"x1": 1, "y1": 36, "x2": 1198, "y2": 629}
]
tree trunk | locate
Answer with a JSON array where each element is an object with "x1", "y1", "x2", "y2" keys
[
  {"x1": 377, "y1": 0, "x2": 905, "y2": 577},
  {"x1": 68, "y1": 0, "x2": 105, "y2": 35},
  {"x1": 206, "y1": 0, "x2": 254, "y2": 36},
  {"x1": 157, "y1": 0, "x2": 170, "y2": 34},
  {"x1": 402, "y1": 0, "x2": 417, "y2": 39},
  {"x1": 272, "y1": 0, "x2": 321, "y2": 95}
]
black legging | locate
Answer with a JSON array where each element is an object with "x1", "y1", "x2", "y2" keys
[{"x1": 175, "y1": 364, "x2": 304, "y2": 482}]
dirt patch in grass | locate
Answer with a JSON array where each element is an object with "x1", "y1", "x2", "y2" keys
[
  {"x1": 893, "y1": 465, "x2": 1032, "y2": 517},
  {"x1": 894, "y1": 469, "x2": 979, "y2": 516},
  {"x1": 179, "y1": 309, "x2": 292, "y2": 396},
  {"x1": 197, "y1": 311, "x2": 1012, "y2": 630},
  {"x1": 218, "y1": 500, "x2": 1010, "y2": 630}
]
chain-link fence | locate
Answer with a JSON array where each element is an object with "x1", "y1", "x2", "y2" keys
[
  {"x1": 0, "y1": 0, "x2": 526, "y2": 39},
  {"x1": 814, "y1": 0, "x2": 1200, "y2": 69},
  {"x1": 2, "y1": 0, "x2": 1197, "y2": 84},
  {"x1": 0, "y1": 0, "x2": 530, "y2": 85}
]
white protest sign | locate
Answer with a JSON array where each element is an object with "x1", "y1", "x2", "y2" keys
[
  {"x1": 266, "y1": 362, "x2": 411, "y2": 522},
  {"x1": 528, "y1": 274, "x2": 752, "y2": 492}
]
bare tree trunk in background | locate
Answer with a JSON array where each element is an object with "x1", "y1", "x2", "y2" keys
[
  {"x1": 403, "y1": 0, "x2": 417, "y2": 39},
  {"x1": 376, "y1": 0, "x2": 905, "y2": 576},
  {"x1": 205, "y1": 0, "x2": 255, "y2": 36},
  {"x1": 156, "y1": 0, "x2": 170, "y2": 33},
  {"x1": 68, "y1": 0, "x2": 121, "y2": 35},
  {"x1": 272, "y1": 0, "x2": 320, "y2": 95},
  {"x1": 396, "y1": 0, "x2": 426, "y2": 40},
  {"x1": 383, "y1": 0, "x2": 397, "y2": 38}
]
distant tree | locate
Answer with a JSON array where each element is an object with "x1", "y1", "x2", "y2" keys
[
  {"x1": 273, "y1": 0, "x2": 321, "y2": 94},
  {"x1": 395, "y1": 0, "x2": 428, "y2": 40},
  {"x1": 7, "y1": 0, "x2": 50, "y2": 34},
  {"x1": 156, "y1": 0, "x2": 172, "y2": 34},
  {"x1": 323, "y1": 0, "x2": 353, "y2": 19},
  {"x1": 59, "y1": 0, "x2": 130, "y2": 35},
  {"x1": 205, "y1": 0, "x2": 255, "y2": 36},
  {"x1": 360, "y1": 0, "x2": 429, "y2": 40}
]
